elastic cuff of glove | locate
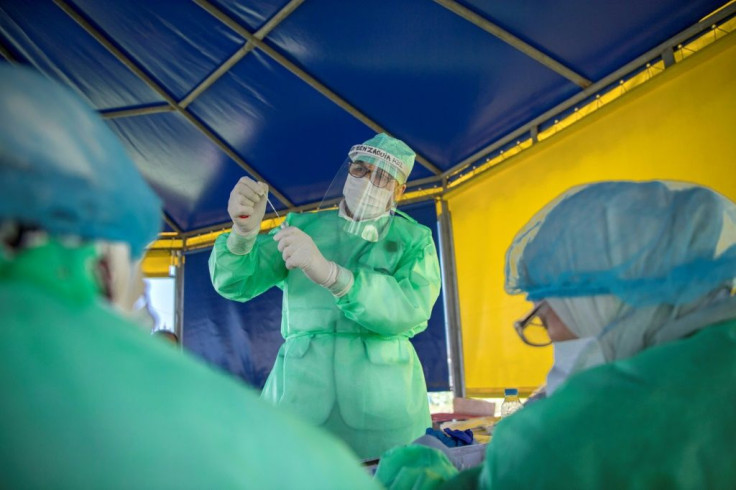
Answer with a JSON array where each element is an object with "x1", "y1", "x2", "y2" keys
[
  {"x1": 328, "y1": 265, "x2": 354, "y2": 298},
  {"x1": 226, "y1": 230, "x2": 258, "y2": 255},
  {"x1": 315, "y1": 261, "x2": 338, "y2": 288}
]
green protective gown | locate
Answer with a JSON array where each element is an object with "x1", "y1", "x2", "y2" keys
[
  {"x1": 0, "y1": 241, "x2": 379, "y2": 489},
  {"x1": 435, "y1": 318, "x2": 736, "y2": 489},
  {"x1": 209, "y1": 209, "x2": 442, "y2": 459}
]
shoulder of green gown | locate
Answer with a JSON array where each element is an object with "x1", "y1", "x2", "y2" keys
[
  {"x1": 391, "y1": 209, "x2": 434, "y2": 244},
  {"x1": 394, "y1": 208, "x2": 418, "y2": 224}
]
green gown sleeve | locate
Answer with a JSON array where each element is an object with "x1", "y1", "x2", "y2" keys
[
  {"x1": 208, "y1": 229, "x2": 287, "y2": 302},
  {"x1": 336, "y1": 227, "x2": 441, "y2": 337}
]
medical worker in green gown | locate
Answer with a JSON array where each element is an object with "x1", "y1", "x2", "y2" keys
[
  {"x1": 376, "y1": 181, "x2": 736, "y2": 489},
  {"x1": 209, "y1": 133, "x2": 441, "y2": 459},
  {"x1": 0, "y1": 65, "x2": 378, "y2": 489}
]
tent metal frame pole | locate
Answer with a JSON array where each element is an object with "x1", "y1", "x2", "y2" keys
[
  {"x1": 0, "y1": 37, "x2": 18, "y2": 63},
  {"x1": 173, "y1": 250, "x2": 185, "y2": 349},
  {"x1": 162, "y1": 211, "x2": 182, "y2": 235},
  {"x1": 437, "y1": 199, "x2": 466, "y2": 398},
  {"x1": 179, "y1": 0, "x2": 305, "y2": 108},
  {"x1": 100, "y1": 104, "x2": 174, "y2": 119},
  {"x1": 442, "y1": 1, "x2": 736, "y2": 179},
  {"x1": 53, "y1": 0, "x2": 294, "y2": 209},
  {"x1": 434, "y1": 0, "x2": 592, "y2": 88},
  {"x1": 178, "y1": 43, "x2": 257, "y2": 109},
  {"x1": 194, "y1": 0, "x2": 443, "y2": 176}
]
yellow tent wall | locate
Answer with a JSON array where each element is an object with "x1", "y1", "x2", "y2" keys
[{"x1": 447, "y1": 32, "x2": 736, "y2": 396}]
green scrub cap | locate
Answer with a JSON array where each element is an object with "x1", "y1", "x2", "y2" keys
[{"x1": 349, "y1": 133, "x2": 415, "y2": 184}]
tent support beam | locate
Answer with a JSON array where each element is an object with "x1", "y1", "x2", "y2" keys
[
  {"x1": 162, "y1": 211, "x2": 182, "y2": 235},
  {"x1": 53, "y1": 0, "x2": 294, "y2": 209},
  {"x1": 0, "y1": 37, "x2": 19, "y2": 63},
  {"x1": 100, "y1": 104, "x2": 175, "y2": 119},
  {"x1": 437, "y1": 199, "x2": 466, "y2": 398},
  {"x1": 434, "y1": 0, "x2": 592, "y2": 88},
  {"x1": 179, "y1": 43, "x2": 257, "y2": 109},
  {"x1": 442, "y1": 0, "x2": 736, "y2": 179},
  {"x1": 179, "y1": 0, "x2": 305, "y2": 108},
  {"x1": 194, "y1": 0, "x2": 443, "y2": 176}
]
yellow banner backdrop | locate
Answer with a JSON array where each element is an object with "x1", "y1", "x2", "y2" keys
[{"x1": 447, "y1": 31, "x2": 736, "y2": 396}]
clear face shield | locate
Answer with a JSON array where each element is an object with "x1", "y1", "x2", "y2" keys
[{"x1": 318, "y1": 147, "x2": 406, "y2": 242}]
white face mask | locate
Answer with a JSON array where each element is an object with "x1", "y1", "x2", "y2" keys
[
  {"x1": 342, "y1": 174, "x2": 393, "y2": 220},
  {"x1": 546, "y1": 336, "x2": 605, "y2": 395}
]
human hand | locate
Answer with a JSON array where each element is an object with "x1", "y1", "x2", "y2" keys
[
  {"x1": 228, "y1": 177, "x2": 268, "y2": 235},
  {"x1": 273, "y1": 226, "x2": 336, "y2": 287}
]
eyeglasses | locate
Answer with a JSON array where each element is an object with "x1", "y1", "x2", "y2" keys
[
  {"x1": 348, "y1": 162, "x2": 394, "y2": 189},
  {"x1": 514, "y1": 301, "x2": 552, "y2": 347}
]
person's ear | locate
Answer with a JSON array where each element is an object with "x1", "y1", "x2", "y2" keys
[{"x1": 394, "y1": 184, "x2": 406, "y2": 202}]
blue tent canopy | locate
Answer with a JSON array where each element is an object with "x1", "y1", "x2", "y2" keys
[{"x1": 2, "y1": 0, "x2": 731, "y2": 233}]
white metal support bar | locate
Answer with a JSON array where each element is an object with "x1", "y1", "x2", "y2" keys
[
  {"x1": 437, "y1": 199, "x2": 466, "y2": 398},
  {"x1": 53, "y1": 0, "x2": 294, "y2": 209},
  {"x1": 194, "y1": 0, "x2": 443, "y2": 176},
  {"x1": 434, "y1": 0, "x2": 592, "y2": 88}
]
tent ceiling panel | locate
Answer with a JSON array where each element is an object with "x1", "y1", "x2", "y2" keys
[
  {"x1": 188, "y1": 50, "x2": 433, "y2": 207},
  {"x1": 209, "y1": 0, "x2": 295, "y2": 32},
  {"x1": 458, "y1": 0, "x2": 727, "y2": 81},
  {"x1": 69, "y1": 0, "x2": 246, "y2": 100},
  {"x1": 0, "y1": 0, "x2": 731, "y2": 234},
  {"x1": 264, "y1": 0, "x2": 579, "y2": 169},
  {"x1": 0, "y1": 0, "x2": 164, "y2": 109},
  {"x1": 107, "y1": 112, "x2": 257, "y2": 231}
]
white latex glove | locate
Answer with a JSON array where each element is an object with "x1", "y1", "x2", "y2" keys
[
  {"x1": 273, "y1": 226, "x2": 337, "y2": 288},
  {"x1": 228, "y1": 177, "x2": 268, "y2": 236}
]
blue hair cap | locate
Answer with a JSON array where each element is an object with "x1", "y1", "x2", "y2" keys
[
  {"x1": 506, "y1": 181, "x2": 736, "y2": 307},
  {"x1": 0, "y1": 65, "x2": 161, "y2": 257}
]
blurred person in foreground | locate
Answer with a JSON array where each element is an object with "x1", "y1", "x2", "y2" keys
[
  {"x1": 376, "y1": 180, "x2": 736, "y2": 489},
  {"x1": 0, "y1": 65, "x2": 378, "y2": 489}
]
